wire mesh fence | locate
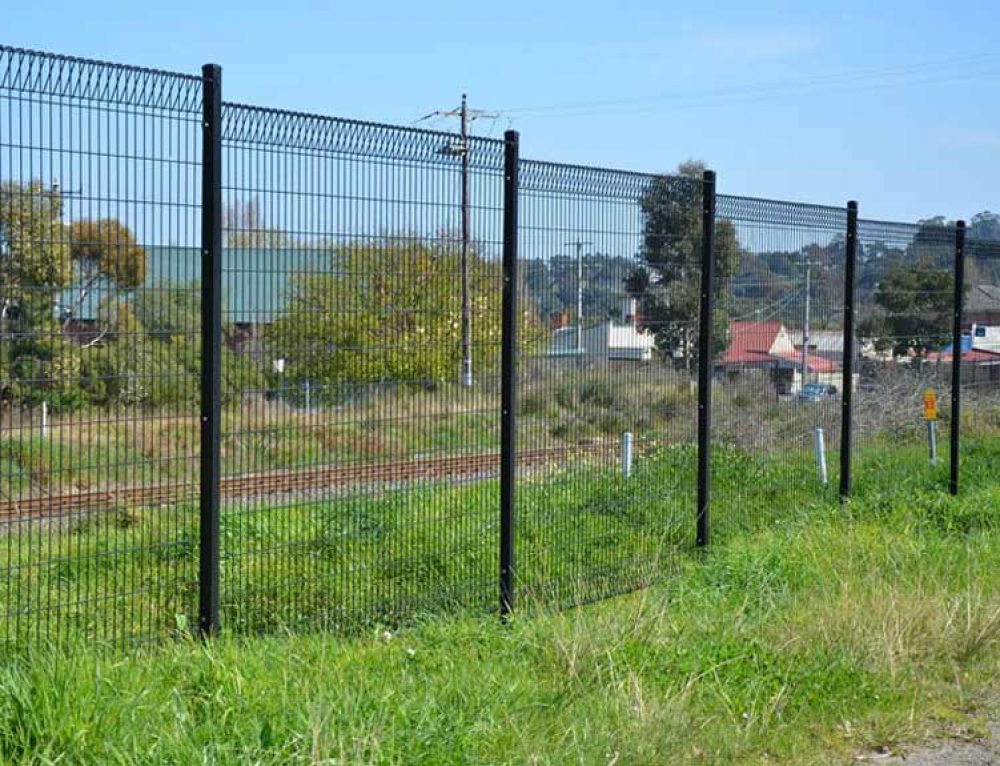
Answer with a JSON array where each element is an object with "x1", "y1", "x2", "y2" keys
[
  {"x1": 959, "y1": 235, "x2": 1000, "y2": 488},
  {"x1": 217, "y1": 104, "x2": 506, "y2": 632},
  {"x1": 0, "y1": 47, "x2": 203, "y2": 649},
  {"x1": 1, "y1": 43, "x2": 996, "y2": 650},
  {"x1": 852, "y1": 219, "x2": 958, "y2": 496},
  {"x1": 711, "y1": 196, "x2": 847, "y2": 538},
  {"x1": 515, "y1": 160, "x2": 698, "y2": 608}
]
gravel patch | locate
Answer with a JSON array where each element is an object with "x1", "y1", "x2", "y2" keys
[{"x1": 858, "y1": 722, "x2": 999, "y2": 765}]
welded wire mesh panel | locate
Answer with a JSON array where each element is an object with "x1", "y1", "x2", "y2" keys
[
  {"x1": 516, "y1": 160, "x2": 697, "y2": 608},
  {"x1": 219, "y1": 105, "x2": 504, "y2": 632},
  {"x1": 958, "y1": 234, "x2": 1000, "y2": 488},
  {"x1": 0, "y1": 47, "x2": 203, "y2": 649},
  {"x1": 712, "y1": 196, "x2": 846, "y2": 537},
  {"x1": 853, "y1": 219, "x2": 957, "y2": 494}
]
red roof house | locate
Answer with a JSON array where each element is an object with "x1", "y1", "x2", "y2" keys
[{"x1": 721, "y1": 321, "x2": 837, "y2": 373}]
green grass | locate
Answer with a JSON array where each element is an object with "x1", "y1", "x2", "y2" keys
[
  {"x1": 5, "y1": 437, "x2": 998, "y2": 647},
  {"x1": 1, "y1": 477, "x2": 999, "y2": 764}
]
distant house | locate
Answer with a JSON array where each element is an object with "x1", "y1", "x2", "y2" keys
[
  {"x1": 720, "y1": 321, "x2": 842, "y2": 395},
  {"x1": 927, "y1": 324, "x2": 1000, "y2": 382},
  {"x1": 788, "y1": 329, "x2": 844, "y2": 363},
  {"x1": 547, "y1": 321, "x2": 656, "y2": 363}
]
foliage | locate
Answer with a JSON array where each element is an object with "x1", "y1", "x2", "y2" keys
[
  {"x1": 522, "y1": 254, "x2": 636, "y2": 324},
  {"x1": 224, "y1": 198, "x2": 292, "y2": 249},
  {"x1": 0, "y1": 181, "x2": 71, "y2": 292},
  {"x1": 269, "y1": 237, "x2": 542, "y2": 391},
  {"x1": 68, "y1": 218, "x2": 147, "y2": 290},
  {"x1": 860, "y1": 221, "x2": 958, "y2": 357},
  {"x1": 970, "y1": 210, "x2": 1000, "y2": 242},
  {"x1": 862, "y1": 256, "x2": 954, "y2": 356},
  {"x1": 0, "y1": 182, "x2": 80, "y2": 408},
  {"x1": 81, "y1": 283, "x2": 263, "y2": 407},
  {"x1": 626, "y1": 160, "x2": 741, "y2": 362}
]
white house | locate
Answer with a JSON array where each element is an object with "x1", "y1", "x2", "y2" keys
[{"x1": 547, "y1": 321, "x2": 656, "y2": 363}]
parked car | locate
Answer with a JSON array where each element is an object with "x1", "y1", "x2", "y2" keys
[{"x1": 798, "y1": 383, "x2": 838, "y2": 402}]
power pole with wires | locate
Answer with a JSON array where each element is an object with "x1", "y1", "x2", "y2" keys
[
  {"x1": 800, "y1": 259, "x2": 816, "y2": 389},
  {"x1": 560, "y1": 240, "x2": 593, "y2": 364},
  {"x1": 416, "y1": 95, "x2": 499, "y2": 388}
]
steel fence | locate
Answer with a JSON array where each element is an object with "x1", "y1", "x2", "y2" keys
[
  {"x1": 216, "y1": 103, "x2": 507, "y2": 633},
  {"x1": 708, "y1": 196, "x2": 849, "y2": 537},
  {"x1": 515, "y1": 160, "x2": 698, "y2": 608},
  {"x1": 959, "y1": 234, "x2": 1000, "y2": 489},
  {"x1": 0, "y1": 44, "x2": 993, "y2": 649},
  {"x1": 0, "y1": 47, "x2": 204, "y2": 648},
  {"x1": 851, "y1": 219, "x2": 959, "y2": 496}
]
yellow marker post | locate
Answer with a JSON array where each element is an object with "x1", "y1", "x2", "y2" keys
[
  {"x1": 924, "y1": 389, "x2": 939, "y2": 464},
  {"x1": 923, "y1": 389, "x2": 938, "y2": 422}
]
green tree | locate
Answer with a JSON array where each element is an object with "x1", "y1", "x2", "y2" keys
[
  {"x1": 0, "y1": 181, "x2": 81, "y2": 408},
  {"x1": 64, "y1": 218, "x2": 148, "y2": 324},
  {"x1": 625, "y1": 161, "x2": 741, "y2": 366},
  {"x1": 269, "y1": 237, "x2": 541, "y2": 392},
  {"x1": 970, "y1": 211, "x2": 1000, "y2": 242},
  {"x1": 224, "y1": 198, "x2": 292, "y2": 249},
  {"x1": 863, "y1": 258, "x2": 954, "y2": 357}
]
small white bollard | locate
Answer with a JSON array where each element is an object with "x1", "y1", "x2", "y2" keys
[
  {"x1": 814, "y1": 427, "x2": 828, "y2": 486},
  {"x1": 40, "y1": 401, "x2": 49, "y2": 440},
  {"x1": 928, "y1": 420, "x2": 939, "y2": 465},
  {"x1": 621, "y1": 431, "x2": 634, "y2": 479}
]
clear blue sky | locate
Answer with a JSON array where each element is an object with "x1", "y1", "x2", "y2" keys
[{"x1": 5, "y1": 0, "x2": 998, "y2": 223}]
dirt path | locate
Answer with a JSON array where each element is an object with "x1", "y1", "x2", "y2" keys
[{"x1": 860, "y1": 723, "x2": 1000, "y2": 765}]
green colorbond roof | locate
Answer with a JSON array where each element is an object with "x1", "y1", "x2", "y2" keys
[{"x1": 59, "y1": 247, "x2": 335, "y2": 324}]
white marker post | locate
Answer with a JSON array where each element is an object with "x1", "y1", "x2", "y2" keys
[
  {"x1": 621, "y1": 431, "x2": 633, "y2": 479},
  {"x1": 814, "y1": 427, "x2": 828, "y2": 486}
]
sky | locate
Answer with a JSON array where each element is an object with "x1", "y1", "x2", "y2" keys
[{"x1": 3, "y1": 0, "x2": 999, "y2": 223}]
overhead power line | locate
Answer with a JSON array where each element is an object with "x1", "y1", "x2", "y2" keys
[{"x1": 492, "y1": 51, "x2": 1000, "y2": 119}]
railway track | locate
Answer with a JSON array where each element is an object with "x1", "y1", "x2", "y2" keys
[{"x1": 0, "y1": 442, "x2": 616, "y2": 522}]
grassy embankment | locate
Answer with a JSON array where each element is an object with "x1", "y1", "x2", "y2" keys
[{"x1": 0, "y1": 455, "x2": 999, "y2": 763}]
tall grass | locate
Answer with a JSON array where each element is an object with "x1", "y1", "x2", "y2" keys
[{"x1": 0, "y1": 482, "x2": 997, "y2": 764}]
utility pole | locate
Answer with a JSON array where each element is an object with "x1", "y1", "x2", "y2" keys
[
  {"x1": 800, "y1": 259, "x2": 814, "y2": 388},
  {"x1": 562, "y1": 240, "x2": 593, "y2": 364},
  {"x1": 416, "y1": 95, "x2": 498, "y2": 388}
]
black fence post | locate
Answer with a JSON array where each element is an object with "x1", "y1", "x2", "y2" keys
[
  {"x1": 950, "y1": 220, "x2": 966, "y2": 496},
  {"x1": 839, "y1": 201, "x2": 859, "y2": 501},
  {"x1": 696, "y1": 170, "x2": 716, "y2": 547},
  {"x1": 500, "y1": 130, "x2": 520, "y2": 617},
  {"x1": 199, "y1": 63, "x2": 223, "y2": 638}
]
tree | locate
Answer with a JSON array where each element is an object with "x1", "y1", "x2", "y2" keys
[
  {"x1": 0, "y1": 181, "x2": 81, "y2": 408},
  {"x1": 859, "y1": 218, "x2": 958, "y2": 358},
  {"x1": 522, "y1": 254, "x2": 640, "y2": 324},
  {"x1": 65, "y1": 218, "x2": 147, "y2": 313},
  {"x1": 863, "y1": 257, "x2": 954, "y2": 357},
  {"x1": 268, "y1": 237, "x2": 541, "y2": 393},
  {"x1": 224, "y1": 198, "x2": 292, "y2": 249},
  {"x1": 970, "y1": 211, "x2": 1000, "y2": 242},
  {"x1": 626, "y1": 161, "x2": 741, "y2": 365}
]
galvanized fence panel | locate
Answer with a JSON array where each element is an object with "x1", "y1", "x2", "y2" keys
[
  {"x1": 514, "y1": 160, "x2": 698, "y2": 608},
  {"x1": 852, "y1": 219, "x2": 957, "y2": 496},
  {"x1": 218, "y1": 104, "x2": 506, "y2": 632},
  {"x1": 711, "y1": 195, "x2": 847, "y2": 538},
  {"x1": 0, "y1": 47, "x2": 204, "y2": 648}
]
